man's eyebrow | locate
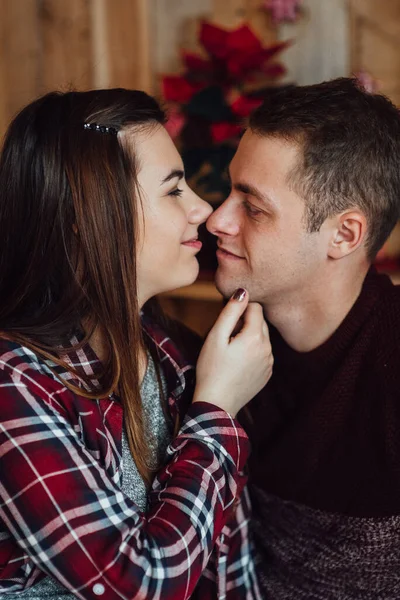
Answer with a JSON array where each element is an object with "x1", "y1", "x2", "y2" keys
[
  {"x1": 226, "y1": 168, "x2": 273, "y2": 205},
  {"x1": 235, "y1": 181, "x2": 276, "y2": 207},
  {"x1": 160, "y1": 169, "x2": 185, "y2": 185},
  {"x1": 226, "y1": 168, "x2": 275, "y2": 206}
]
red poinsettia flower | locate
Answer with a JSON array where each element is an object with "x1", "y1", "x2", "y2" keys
[
  {"x1": 161, "y1": 20, "x2": 288, "y2": 123},
  {"x1": 199, "y1": 22, "x2": 231, "y2": 59},
  {"x1": 162, "y1": 76, "x2": 204, "y2": 103},
  {"x1": 198, "y1": 22, "x2": 289, "y2": 81},
  {"x1": 224, "y1": 24, "x2": 262, "y2": 55},
  {"x1": 211, "y1": 122, "x2": 242, "y2": 143},
  {"x1": 181, "y1": 52, "x2": 214, "y2": 76},
  {"x1": 230, "y1": 95, "x2": 263, "y2": 118},
  {"x1": 169, "y1": 22, "x2": 289, "y2": 91}
]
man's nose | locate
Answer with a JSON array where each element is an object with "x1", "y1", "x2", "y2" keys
[{"x1": 206, "y1": 200, "x2": 240, "y2": 237}]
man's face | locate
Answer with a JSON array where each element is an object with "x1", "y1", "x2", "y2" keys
[{"x1": 207, "y1": 131, "x2": 330, "y2": 307}]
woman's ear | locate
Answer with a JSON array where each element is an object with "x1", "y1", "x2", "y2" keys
[{"x1": 327, "y1": 211, "x2": 367, "y2": 259}]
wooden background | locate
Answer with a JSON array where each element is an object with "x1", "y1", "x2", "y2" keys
[
  {"x1": 0, "y1": 0, "x2": 151, "y2": 136},
  {"x1": 2, "y1": 0, "x2": 400, "y2": 138},
  {"x1": 0, "y1": 0, "x2": 276, "y2": 137}
]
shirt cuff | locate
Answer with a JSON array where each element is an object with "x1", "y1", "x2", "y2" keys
[{"x1": 177, "y1": 400, "x2": 250, "y2": 473}]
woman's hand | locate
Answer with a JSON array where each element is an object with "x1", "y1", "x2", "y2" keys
[{"x1": 193, "y1": 288, "x2": 273, "y2": 417}]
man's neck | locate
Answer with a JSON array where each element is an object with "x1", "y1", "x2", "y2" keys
[{"x1": 263, "y1": 264, "x2": 369, "y2": 353}]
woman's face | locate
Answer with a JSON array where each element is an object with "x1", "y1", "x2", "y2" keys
[{"x1": 128, "y1": 125, "x2": 212, "y2": 306}]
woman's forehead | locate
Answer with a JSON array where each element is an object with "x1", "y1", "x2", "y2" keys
[{"x1": 131, "y1": 126, "x2": 183, "y2": 175}]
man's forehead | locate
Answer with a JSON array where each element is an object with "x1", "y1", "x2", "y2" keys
[{"x1": 230, "y1": 131, "x2": 300, "y2": 176}]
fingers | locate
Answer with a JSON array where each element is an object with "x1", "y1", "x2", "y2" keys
[
  {"x1": 240, "y1": 302, "x2": 270, "y2": 338},
  {"x1": 262, "y1": 320, "x2": 269, "y2": 336},
  {"x1": 211, "y1": 288, "x2": 249, "y2": 340}
]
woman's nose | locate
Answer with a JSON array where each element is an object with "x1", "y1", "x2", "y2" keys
[{"x1": 189, "y1": 193, "x2": 213, "y2": 225}]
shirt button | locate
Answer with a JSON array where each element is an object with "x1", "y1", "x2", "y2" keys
[{"x1": 93, "y1": 583, "x2": 105, "y2": 595}]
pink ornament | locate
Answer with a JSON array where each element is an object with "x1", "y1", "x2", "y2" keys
[
  {"x1": 354, "y1": 70, "x2": 379, "y2": 94},
  {"x1": 264, "y1": 0, "x2": 302, "y2": 23}
]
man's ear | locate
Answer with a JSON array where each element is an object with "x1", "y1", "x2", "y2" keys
[{"x1": 327, "y1": 211, "x2": 367, "y2": 259}]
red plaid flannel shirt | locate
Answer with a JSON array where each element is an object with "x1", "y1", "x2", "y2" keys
[{"x1": 0, "y1": 317, "x2": 261, "y2": 599}]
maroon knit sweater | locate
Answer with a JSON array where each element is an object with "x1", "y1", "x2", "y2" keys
[
  {"x1": 245, "y1": 267, "x2": 400, "y2": 517},
  {"x1": 242, "y1": 268, "x2": 400, "y2": 599}
]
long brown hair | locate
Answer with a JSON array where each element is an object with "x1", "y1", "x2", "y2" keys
[{"x1": 0, "y1": 89, "x2": 166, "y2": 485}]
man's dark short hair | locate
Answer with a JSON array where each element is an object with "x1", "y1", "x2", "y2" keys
[{"x1": 249, "y1": 77, "x2": 400, "y2": 259}]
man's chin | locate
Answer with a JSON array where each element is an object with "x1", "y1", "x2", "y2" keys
[{"x1": 214, "y1": 270, "x2": 242, "y2": 300}]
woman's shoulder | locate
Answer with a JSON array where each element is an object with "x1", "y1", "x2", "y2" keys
[
  {"x1": 0, "y1": 337, "x2": 82, "y2": 409},
  {"x1": 0, "y1": 337, "x2": 78, "y2": 423},
  {"x1": 0, "y1": 338, "x2": 109, "y2": 433},
  {"x1": 0, "y1": 337, "x2": 57, "y2": 380}
]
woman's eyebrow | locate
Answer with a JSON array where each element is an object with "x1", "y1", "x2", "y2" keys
[{"x1": 160, "y1": 169, "x2": 185, "y2": 185}]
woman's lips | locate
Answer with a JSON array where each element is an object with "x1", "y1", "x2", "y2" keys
[
  {"x1": 181, "y1": 239, "x2": 202, "y2": 250},
  {"x1": 216, "y1": 247, "x2": 244, "y2": 261}
]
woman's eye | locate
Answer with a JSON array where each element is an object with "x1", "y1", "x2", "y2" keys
[{"x1": 168, "y1": 187, "x2": 183, "y2": 197}]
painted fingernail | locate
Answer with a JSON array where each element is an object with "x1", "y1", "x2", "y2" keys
[{"x1": 232, "y1": 288, "x2": 247, "y2": 301}]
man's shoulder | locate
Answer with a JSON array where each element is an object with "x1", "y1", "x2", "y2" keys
[
  {"x1": 358, "y1": 276, "x2": 400, "y2": 386},
  {"x1": 372, "y1": 273, "x2": 400, "y2": 344}
]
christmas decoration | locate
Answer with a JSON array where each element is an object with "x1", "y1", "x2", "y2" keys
[
  {"x1": 354, "y1": 70, "x2": 379, "y2": 94},
  {"x1": 263, "y1": 0, "x2": 302, "y2": 24}
]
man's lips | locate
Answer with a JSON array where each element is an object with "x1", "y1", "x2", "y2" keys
[{"x1": 216, "y1": 246, "x2": 245, "y2": 260}]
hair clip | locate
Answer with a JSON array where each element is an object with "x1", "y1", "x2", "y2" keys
[{"x1": 83, "y1": 122, "x2": 118, "y2": 136}]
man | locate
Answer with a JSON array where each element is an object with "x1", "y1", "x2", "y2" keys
[{"x1": 207, "y1": 77, "x2": 400, "y2": 599}]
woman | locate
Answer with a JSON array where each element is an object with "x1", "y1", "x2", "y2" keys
[{"x1": 0, "y1": 89, "x2": 273, "y2": 599}]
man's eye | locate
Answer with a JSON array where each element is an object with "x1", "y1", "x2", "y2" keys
[
  {"x1": 168, "y1": 187, "x2": 183, "y2": 197},
  {"x1": 244, "y1": 200, "x2": 262, "y2": 217}
]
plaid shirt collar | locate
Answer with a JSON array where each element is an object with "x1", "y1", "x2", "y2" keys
[{"x1": 52, "y1": 315, "x2": 195, "y2": 424}]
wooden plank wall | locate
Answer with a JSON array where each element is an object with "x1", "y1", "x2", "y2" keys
[
  {"x1": 0, "y1": 0, "x2": 152, "y2": 139},
  {"x1": 279, "y1": 0, "x2": 350, "y2": 86},
  {"x1": 2, "y1": 1, "x2": 399, "y2": 135},
  {"x1": 0, "y1": 0, "x2": 276, "y2": 140},
  {"x1": 349, "y1": 0, "x2": 400, "y2": 106},
  {"x1": 0, "y1": 0, "x2": 277, "y2": 137}
]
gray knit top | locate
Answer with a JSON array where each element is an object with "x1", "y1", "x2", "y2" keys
[
  {"x1": 16, "y1": 353, "x2": 170, "y2": 598},
  {"x1": 120, "y1": 353, "x2": 170, "y2": 513}
]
